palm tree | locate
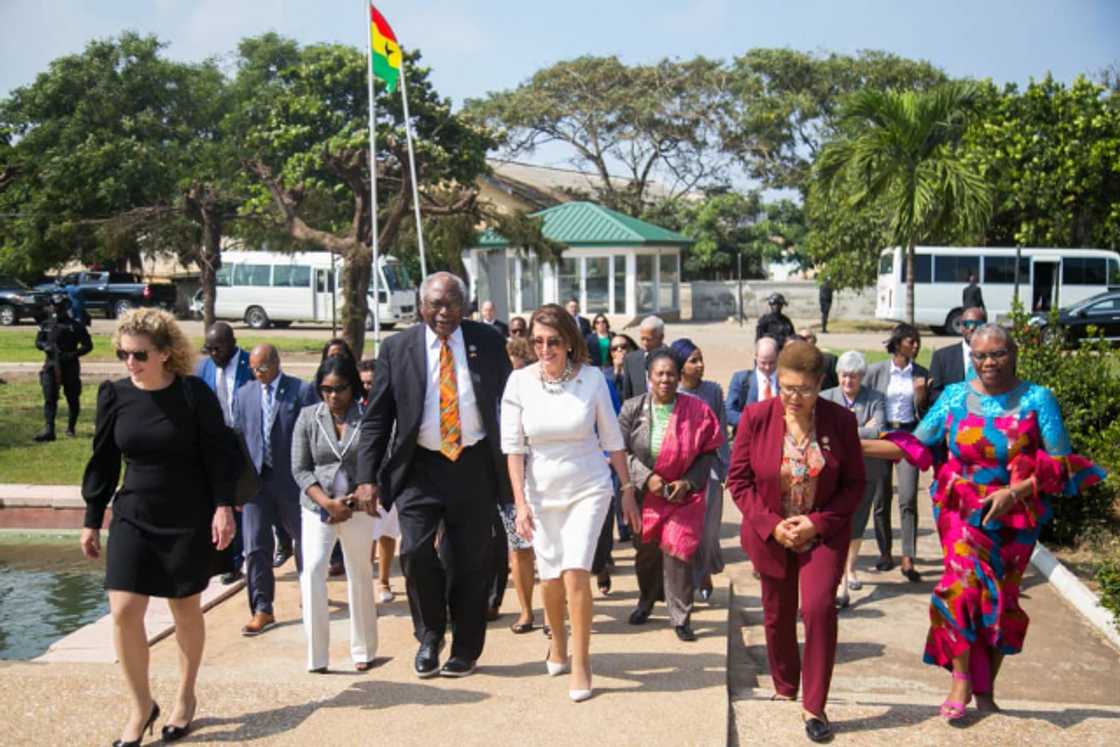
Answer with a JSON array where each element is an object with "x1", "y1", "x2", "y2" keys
[{"x1": 813, "y1": 82, "x2": 991, "y2": 324}]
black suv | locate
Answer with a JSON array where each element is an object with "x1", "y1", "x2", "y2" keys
[
  {"x1": 0, "y1": 276, "x2": 47, "y2": 325},
  {"x1": 1030, "y1": 290, "x2": 1120, "y2": 345}
]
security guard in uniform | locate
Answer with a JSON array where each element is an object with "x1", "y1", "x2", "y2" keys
[
  {"x1": 754, "y1": 292, "x2": 795, "y2": 348},
  {"x1": 34, "y1": 293, "x2": 93, "y2": 442}
]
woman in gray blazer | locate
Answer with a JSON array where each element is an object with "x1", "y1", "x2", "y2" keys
[
  {"x1": 862, "y1": 324, "x2": 929, "y2": 582},
  {"x1": 291, "y1": 355, "x2": 379, "y2": 673},
  {"x1": 820, "y1": 351, "x2": 886, "y2": 607}
]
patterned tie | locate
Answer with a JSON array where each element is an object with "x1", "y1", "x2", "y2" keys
[
  {"x1": 262, "y1": 382, "x2": 274, "y2": 468},
  {"x1": 438, "y1": 339, "x2": 462, "y2": 461},
  {"x1": 762, "y1": 376, "x2": 773, "y2": 401}
]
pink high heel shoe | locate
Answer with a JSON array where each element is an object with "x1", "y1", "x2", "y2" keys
[{"x1": 940, "y1": 671, "x2": 972, "y2": 722}]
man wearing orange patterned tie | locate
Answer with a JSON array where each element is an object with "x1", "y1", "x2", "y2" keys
[{"x1": 355, "y1": 272, "x2": 512, "y2": 679}]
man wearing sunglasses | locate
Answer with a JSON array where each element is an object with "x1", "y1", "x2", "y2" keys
[
  {"x1": 928, "y1": 306, "x2": 987, "y2": 406},
  {"x1": 232, "y1": 344, "x2": 317, "y2": 637}
]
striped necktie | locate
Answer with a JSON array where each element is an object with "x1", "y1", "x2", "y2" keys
[
  {"x1": 438, "y1": 339, "x2": 462, "y2": 461},
  {"x1": 262, "y1": 382, "x2": 274, "y2": 467}
]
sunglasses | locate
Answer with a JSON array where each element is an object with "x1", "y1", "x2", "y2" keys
[
  {"x1": 116, "y1": 349, "x2": 150, "y2": 362},
  {"x1": 319, "y1": 383, "x2": 351, "y2": 396},
  {"x1": 510, "y1": 328, "x2": 526, "y2": 336},
  {"x1": 610, "y1": 344, "x2": 629, "y2": 352},
  {"x1": 532, "y1": 337, "x2": 564, "y2": 349},
  {"x1": 961, "y1": 320, "x2": 985, "y2": 329}
]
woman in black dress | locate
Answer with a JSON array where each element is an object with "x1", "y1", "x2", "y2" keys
[{"x1": 80, "y1": 309, "x2": 236, "y2": 746}]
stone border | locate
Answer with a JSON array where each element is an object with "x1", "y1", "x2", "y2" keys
[{"x1": 1031, "y1": 543, "x2": 1120, "y2": 651}]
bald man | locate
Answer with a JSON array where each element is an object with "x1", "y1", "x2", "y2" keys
[
  {"x1": 479, "y1": 300, "x2": 509, "y2": 337},
  {"x1": 726, "y1": 337, "x2": 780, "y2": 433},
  {"x1": 232, "y1": 344, "x2": 317, "y2": 636}
]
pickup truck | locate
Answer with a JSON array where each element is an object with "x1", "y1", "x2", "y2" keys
[{"x1": 39, "y1": 271, "x2": 177, "y2": 319}]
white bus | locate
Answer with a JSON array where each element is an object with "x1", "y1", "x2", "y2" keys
[
  {"x1": 875, "y1": 246, "x2": 1120, "y2": 333},
  {"x1": 212, "y1": 251, "x2": 416, "y2": 329}
]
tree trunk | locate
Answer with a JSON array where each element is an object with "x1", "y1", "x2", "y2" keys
[
  {"x1": 905, "y1": 240, "x2": 916, "y2": 325},
  {"x1": 199, "y1": 210, "x2": 221, "y2": 332},
  {"x1": 341, "y1": 247, "x2": 373, "y2": 361}
]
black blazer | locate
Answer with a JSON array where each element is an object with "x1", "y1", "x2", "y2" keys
[
  {"x1": 483, "y1": 318, "x2": 509, "y2": 337},
  {"x1": 928, "y1": 343, "x2": 965, "y2": 405},
  {"x1": 574, "y1": 315, "x2": 592, "y2": 337},
  {"x1": 621, "y1": 347, "x2": 668, "y2": 400},
  {"x1": 355, "y1": 320, "x2": 513, "y2": 507}
]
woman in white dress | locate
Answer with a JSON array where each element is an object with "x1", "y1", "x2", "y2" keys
[{"x1": 501, "y1": 303, "x2": 639, "y2": 702}]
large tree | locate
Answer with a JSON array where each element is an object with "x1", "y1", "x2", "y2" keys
[
  {"x1": 812, "y1": 82, "x2": 992, "y2": 323},
  {"x1": 466, "y1": 55, "x2": 725, "y2": 214},
  {"x1": 237, "y1": 38, "x2": 496, "y2": 357}
]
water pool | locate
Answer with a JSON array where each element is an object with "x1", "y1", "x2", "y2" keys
[{"x1": 0, "y1": 536, "x2": 108, "y2": 660}]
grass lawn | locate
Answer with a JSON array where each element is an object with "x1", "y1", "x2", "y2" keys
[
  {"x1": 0, "y1": 376, "x2": 96, "y2": 484},
  {"x1": 0, "y1": 328, "x2": 331, "y2": 363},
  {"x1": 857, "y1": 348, "x2": 934, "y2": 368}
]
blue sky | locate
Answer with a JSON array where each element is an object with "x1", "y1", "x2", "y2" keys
[{"x1": 1, "y1": 0, "x2": 1116, "y2": 171}]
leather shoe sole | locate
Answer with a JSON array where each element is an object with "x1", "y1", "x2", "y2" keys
[{"x1": 440, "y1": 658, "x2": 476, "y2": 677}]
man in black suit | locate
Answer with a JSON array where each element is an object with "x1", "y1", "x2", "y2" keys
[
  {"x1": 621, "y1": 315, "x2": 666, "y2": 399},
  {"x1": 479, "y1": 300, "x2": 509, "y2": 337},
  {"x1": 929, "y1": 306, "x2": 986, "y2": 404},
  {"x1": 962, "y1": 273, "x2": 985, "y2": 311},
  {"x1": 355, "y1": 272, "x2": 513, "y2": 679},
  {"x1": 566, "y1": 297, "x2": 593, "y2": 337}
]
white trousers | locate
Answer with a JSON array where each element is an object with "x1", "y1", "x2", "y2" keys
[{"x1": 300, "y1": 508, "x2": 378, "y2": 670}]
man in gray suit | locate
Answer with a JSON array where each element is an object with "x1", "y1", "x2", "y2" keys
[
  {"x1": 820, "y1": 351, "x2": 887, "y2": 606},
  {"x1": 233, "y1": 344, "x2": 317, "y2": 636},
  {"x1": 621, "y1": 315, "x2": 667, "y2": 399}
]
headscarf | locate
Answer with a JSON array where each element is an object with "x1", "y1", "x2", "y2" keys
[{"x1": 669, "y1": 338, "x2": 698, "y2": 373}]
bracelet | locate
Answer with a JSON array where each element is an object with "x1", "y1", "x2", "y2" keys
[{"x1": 619, "y1": 482, "x2": 636, "y2": 492}]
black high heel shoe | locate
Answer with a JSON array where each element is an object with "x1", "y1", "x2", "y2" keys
[
  {"x1": 161, "y1": 700, "x2": 197, "y2": 742},
  {"x1": 112, "y1": 701, "x2": 159, "y2": 747}
]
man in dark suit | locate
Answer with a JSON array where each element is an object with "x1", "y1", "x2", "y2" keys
[
  {"x1": 929, "y1": 306, "x2": 986, "y2": 405},
  {"x1": 962, "y1": 273, "x2": 985, "y2": 311},
  {"x1": 355, "y1": 272, "x2": 513, "y2": 679},
  {"x1": 233, "y1": 344, "x2": 316, "y2": 636},
  {"x1": 818, "y1": 280, "x2": 833, "y2": 333},
  {"x1": 797, "y1": 328, "x2": 839, "y2": 391},
  {"x1": 726, "y1": 336, "x2": 779, "y2": 433},
  {"x1": 621, "y1": 315, "x2": 666, "y2": 399},
  {"x1": 194, "y1": 321, "x2": 254, "y2": 583},
  {"x1": 479, "y1": 300, "x2": 509, "y2": 337},
  {"x1": 566, "y1": 297, "x2": 592, "y2": 337}
]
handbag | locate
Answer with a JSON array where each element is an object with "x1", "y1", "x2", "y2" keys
[{"x1": 182, "y1": 377, "x2": 261, "y2": 507}]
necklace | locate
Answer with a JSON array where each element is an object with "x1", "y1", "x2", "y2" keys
[{"x1": 539, "y1": 360, "x2": 574, "y2": 394}]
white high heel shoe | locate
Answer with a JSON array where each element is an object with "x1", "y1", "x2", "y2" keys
[
  {"x1": 546, "y1": 655, "x2": 571, "y2": 676},
  {"x1": 569, "y1": 665, "x2": 593, "y2": 702}
]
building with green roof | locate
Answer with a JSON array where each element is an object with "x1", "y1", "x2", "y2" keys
[{"x1": 468, "y1": 201, "x2": 691, "y2": 320}]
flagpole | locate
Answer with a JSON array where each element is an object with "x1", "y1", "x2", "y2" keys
[
  {"x1": 399, "y1": 59, "x2": 428, "y2": 280},
  {"x1": 365, "y1": 0, "x2": 382, "y2": 347}
]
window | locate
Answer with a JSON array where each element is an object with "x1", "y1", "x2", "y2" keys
[
  {"x1": 79, "y1": 273, "x2": 104, "y2": 285},
  {"x1": 983, "y1": 256, "x2": 1031, "y2": 285},
  {"x1": 216, "y1": 266, "x2": 232, "y2": 287},
  {"x1": 233, "y1": 264, "x2": 271, "y2": 287},
  {"x1": 878, "y1": 252, "x2": 894, "y2": 276},
  {"x1": 272, "y1": 265, "x2": 311, "y2": 288},
  {"x1": 315, "y1": 268, "x2": 335, "y2": 293},
  {"x1": 585, "y1": 257, "x2": 609, "y2": 313},
  {"x1": 613, "y1": 255, "x2": 626, "y2": 314},
  {"x1": 1110, "y1": 258, "x2": 1120, "y2": 286},
  {"x1": 636, "y1": 255, "x2": 655, "y2": 313},
  {"x1": 1064, "y1": 257, "x2": 1108, "y2": 286},
  {"x1": 659, "y1": 252, "x2": 679, "y2": 310},
  {"x1": 934, "y1": 254, "x2": 980, "y2": 283},
  {"x1": 899, "y1": 254, "x2": 932, "y2": 283},
  {"x1": 558, "y1": 257, "x2": 580, "y2": 308},
  {"x1": 1086, "y1": 297, "x2": 1120, "y2": 314}
]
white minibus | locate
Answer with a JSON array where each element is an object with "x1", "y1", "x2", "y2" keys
[
  {"x1": 213, "y1": 251, "x2": 416, "y2": 329},
  {"x1": 875, "y1": 246, "x2": 1120, "y2": 333}
]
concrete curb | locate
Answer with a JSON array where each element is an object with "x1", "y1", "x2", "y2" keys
[{"x1": 1031, "y1": 543, "x2": 1120, "y2": 651}]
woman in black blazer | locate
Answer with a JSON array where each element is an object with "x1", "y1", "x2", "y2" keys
[{"x1": 862, "y1": 323, "x2": 928, "y2": 582}]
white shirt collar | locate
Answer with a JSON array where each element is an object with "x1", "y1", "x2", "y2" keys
[
  {"x1": 890, "y1": 360, "x2": 913, "y2": 375},
  {"x1": 425, "y1": 324, "x2": 464, "y2": 351}
]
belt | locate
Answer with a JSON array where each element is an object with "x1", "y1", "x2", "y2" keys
[{"x1": 887, "y1": 420, "x2": 917, "y2": 430}]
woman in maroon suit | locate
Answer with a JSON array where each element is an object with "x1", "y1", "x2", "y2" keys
[{"x1": 727, "y1": 341, "x2": 865, "y2": 743}]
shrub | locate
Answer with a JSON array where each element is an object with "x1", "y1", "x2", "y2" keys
[
  {"x1": 1010, "y1": 302, "x2": 1120, "y2": 546},
  {"x1": 1097, "y1": 552, "x2": 1120, "y2": 631}
]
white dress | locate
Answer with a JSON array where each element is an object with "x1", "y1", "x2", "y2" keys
[{"x1": 500, "y1": 364, "x2": 624, "y2": 579}]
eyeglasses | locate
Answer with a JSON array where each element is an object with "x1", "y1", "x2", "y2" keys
[
  {"x1": 610, "y1": 344, "x2": 629, "y2": 352},
  {"x1": 510, "y1": 328, "x2": 526, "y2": 336},
  {"x1": 252, "y1": 365, "x2": 272, "y2": 374},
  {"x1": 961, "y1": 320, "x2": 985, "y2": 329},
  {"x1": 970, "y1": 349, "x2": 1010, "y2": 363},
  {"x1": 532, "y1": 337, "x2": 564, "y2": 349},
  {"x1": 319, "y1": 383, "x2": 351, "y2": 396},
  {"x1": 778, "y1": 384, "x2": 817, "y2": 398},
  {"x1": 116, "y1": 349, "x2": 150, "y2": 362}
]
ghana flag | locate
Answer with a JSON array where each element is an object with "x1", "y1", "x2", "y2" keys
[{"x1": 370, "y1": 3, "x2": 402, "y2": 93}]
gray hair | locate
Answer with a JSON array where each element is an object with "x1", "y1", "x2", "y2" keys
[
  {"x1": 756, "y1": 336, "x2": 779, "y2": 356},
  {"x1": 420, "y1": 272, "x2": 468, "y2": 305},
  {"x1": 836, "y1": 350, "x2": 867, "y2": 375},
  {"x1": 971, "y1": 323, "x2": 1016, "y2": 351},
  {"x1": 639, "y1": 315, "x2": 665, "y2": 335}
]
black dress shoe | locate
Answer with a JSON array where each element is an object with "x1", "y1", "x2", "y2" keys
[
  {"x1": 674, "y1": 624, "x2": 697, "y2": 642},
  {"x1": 628, "y1": 607, "x2": 652, "y2": 626},
  {"x1": 440, "y1": 656, "x2": 476, "y2": 678},
  {"x1": 414, "y1": 638, "x2": 445, "y2": 679},
  {"x1": 901, "y1": 566, "x2": 922, "y2": 583},
  {"x1": 220, "y1": 568, "x2": 243, "y2": 585},
  {"x1": 32, "y1": 430, "x2": 55, "y2": 442},
  {"x1": 874, "y1": 557, "x2": 894, "y2": 572},
  {"x1": 273, "y1": 546, "x2": 292, "y2": 568},
  {"x1": 698, "y1": 586, "x2": 713, "y2": 603},
  {"x1": 804, "y1": 716, "x2": 833, "y2": 743}
]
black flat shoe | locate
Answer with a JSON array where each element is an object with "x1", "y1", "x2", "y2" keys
[
  {"x1": 804, "y1": 715, "x2": 833, "y2": 743},
  {"x1": 440, "y1": 656, "x2": 476, "y2": 678},
  {"x1": 901, "y1": 566, "x2": 922, "y2": 583},
  {"x1": 113, "y1": 701, "x2": 159, "y2": 747},
  {"x1": 834, "y1": 593, "x2": 850, "y2": 609},
  {"x1": 674, "y1": 624, "x2": 697, "y2": 642},
  {"x1": 272, "y1": 547, "x2": 292, "y2": 568},
  {"x1": 510, "y1": 620, "x2": 534, "y2": 634},
  {"x1": 874, "y1": 557, "x2": 894, "y2": 572},
  {"x1": 597, "y1": 571, "x2": 611, "y2": 596},
  {"x1": 698, "y1": 586, "x2": 713, "y2": 603},
  {"x1": 414, "y1": 638, "x2": 445, "y2": 679},
  {"x1": 628, "y1": 607, "x2": 652, "y2": 626},
  {"x1": 220, "y1": 569, "x2": 243, "y2": 585}
]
